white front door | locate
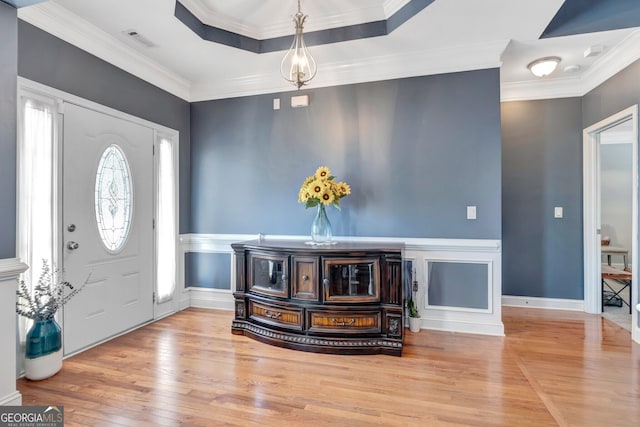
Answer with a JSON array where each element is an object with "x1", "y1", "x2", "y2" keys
[{"x1": 62, "y1": 103, "x2": 154, "y2": 355}]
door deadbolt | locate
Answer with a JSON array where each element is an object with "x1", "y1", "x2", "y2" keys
[
  {"x1": 67, "y1": 241, "x2": 79, "y2": 250},
  {"x1": 67, "y1": 224, "x2": 76, "y2": 232}
]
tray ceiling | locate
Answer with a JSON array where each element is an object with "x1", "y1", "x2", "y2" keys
[{"x1": 16, "y1": 0, "x2": 640, "y2": 102}]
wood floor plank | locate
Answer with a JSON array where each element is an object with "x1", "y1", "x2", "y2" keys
[{"x1": 17, "y1": 307, "x2": 640, "y2": 426}]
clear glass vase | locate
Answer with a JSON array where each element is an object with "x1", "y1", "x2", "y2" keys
[{"x1": 311, "y1": 203, "x2": 332, "y2": 243}]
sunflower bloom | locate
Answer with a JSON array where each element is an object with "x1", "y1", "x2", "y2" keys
[
  {"x1": 337, "y1": 182, "x2": 351, "y2": 196},
  {"x1": 310, "y1": 180, "x2": 324, "y2": 196},
  {"x1": 315, "y1": 166, "x2": 331, "y2": 180},
  {"x1": 320, "y1": 188, "x2": 335, "y2": 205},
  {"x1": 298, "y1": 186, "x2": 310, "y2": 203}
]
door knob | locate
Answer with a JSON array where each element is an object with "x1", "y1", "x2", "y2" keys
[{"x1": 67, "y1": 241, "x2": 80, "y2": 250}]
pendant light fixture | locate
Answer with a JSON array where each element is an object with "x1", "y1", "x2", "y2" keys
[{"x1": 280, "y1": 0, "x2": 317, "y2": 89}]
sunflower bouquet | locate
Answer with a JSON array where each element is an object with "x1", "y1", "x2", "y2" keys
[{"x1": 298, "y1": 166, "x2": 351, "y2": 209}]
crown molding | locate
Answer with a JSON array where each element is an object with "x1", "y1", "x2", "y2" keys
[
  {"x1": 190, "y1": 40, "x2": 507, "y2": 101},
  {"x1": 501, "y1": 29, "x2": 640, "y2": 102},
  {"x1": 580, "y1": 29, "x2": 640, "y2": 94},
  {"x1": 178, "y1": 0, "x2": 409, "y2": 40},
  {"x1": 500, "y1": 77, "x2": 583, "y2": 102},
  {"x1": 18, "y1": 2, "x2": 191, "y2": 101}
]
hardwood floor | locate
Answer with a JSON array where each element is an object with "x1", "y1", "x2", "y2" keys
[{"x1": 18, "y1": 307, "x2": 640, "y2": 426}]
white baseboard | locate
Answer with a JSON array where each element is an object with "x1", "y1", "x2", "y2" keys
[
  {"x1": 418, "y1": 317, "x2": 505, "y2": 336},
  {"x1": 178, "y1": 289, "x2": 191, "y2": 311},
  {"x1": 502, "y1": 295, "x2": 584, "y2": 311},
  {"x1": 188, "y1": 287, "x2": 234, "y2": 311},
  {"x1": 0, "y1": 391, "x2": 22, "y2": 406}
]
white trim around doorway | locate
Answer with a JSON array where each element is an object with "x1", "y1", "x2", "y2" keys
[{"x1": 583, "y1": 104, "x2": 639, "y2": 343}]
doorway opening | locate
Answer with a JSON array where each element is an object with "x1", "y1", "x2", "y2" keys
[
  {"x1": 583, "y1": 104, "x2": 639, "y2": 343},
  {"x1": 599, "y1": 118, "x2": 633, "y2": 330}
]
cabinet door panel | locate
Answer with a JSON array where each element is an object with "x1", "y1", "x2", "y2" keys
[
  {"x1": 323, "y1": 258, "x2": 380, "y2": 303},
  {"x1": 292, "y1": 256, "x2": 319, "y2": 300},
  {"x1": 248, "y1": 253, "x2": 289, "y2": 298}
]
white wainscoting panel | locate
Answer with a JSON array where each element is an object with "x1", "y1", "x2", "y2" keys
[
  {"x1": 0, "y1": 258, "x2": 28, "y2": 406},
  {"x1": 178, "y1": 234, "x2": 254, "y2": 311},
  {"x1": 180, "y1": 234, "x2": 503, "y2": 336},
  {"x1": 407, "y1": 243, "x2": 504, "y2": 336},
  {"x1": 189, "y1": 288, "x2": 235, "y2": 311}
]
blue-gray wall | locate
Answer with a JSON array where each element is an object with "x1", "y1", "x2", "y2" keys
[
  {"x1": 0, "y1": 2, "x2": 17, "y2": 259},
  {"x1": 428, "y1": 262, "x2": 488, "y2": 309},
  {"x1": 583, "y1": 59, "x2": 640, "y2": 128},
  {"x1": 191, "y1": 69, "x2": 502, "y2": 240},
  {"x1": 17, "y1": 21, "x2": 191, "y2": 233},
  {"x1": 189, "y1": 70, "x2": 502, "y2": 289},
  {"x1": 501, "y1": 98, "x2": 584, "y2": 299}
]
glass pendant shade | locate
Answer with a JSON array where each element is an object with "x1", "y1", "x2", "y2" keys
[{"x1": 280, "y1": 0, "x2": 317, "y2": 89}]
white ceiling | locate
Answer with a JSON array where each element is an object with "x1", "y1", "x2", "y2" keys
[
  {"x1": 179, "y1": 0, "x2": 415, "y2": 39},
  {"x1": 17, "y1": 0, "x2": 640, "y2": 102}
]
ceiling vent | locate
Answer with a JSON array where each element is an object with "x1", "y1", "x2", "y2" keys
[{"x1": 122, "y1": 29, "x2": 156, "y2": 48}]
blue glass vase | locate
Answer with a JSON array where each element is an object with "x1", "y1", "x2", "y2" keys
[
  {"x1": 311, "y1": 203, "x2": 332, "y2": 243},
  {"x1": 26, "y1": 318, "x2": 62, "y2": 359}
]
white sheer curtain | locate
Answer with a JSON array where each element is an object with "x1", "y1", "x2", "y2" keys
[
  {"x1": 18, "y1": 98, "x2": 56, "y2": 338},
  {"x1": 18, "y1": 99, "x2": 55, "y2": 288},
  {"x1": 156, "y1": 137, "x2": 177, "y2": 303}
]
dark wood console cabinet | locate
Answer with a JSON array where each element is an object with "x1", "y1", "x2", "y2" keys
[{"x1": 231, "y1": 239, "x2": 404, "y2": 356}]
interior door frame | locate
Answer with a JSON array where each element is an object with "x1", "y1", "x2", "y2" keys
[
  {"x1": 583, "y1": 104, "x2": 639, "y2": 343},
  {"x1": 17, "y1": 77, "x2": 180, "y2": 326}
]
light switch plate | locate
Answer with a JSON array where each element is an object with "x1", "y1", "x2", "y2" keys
[
  {"x1": 554, "y1": 207, "x2": 563, "y2": 218},
  {"x1": 467, "y1": 206, "x2": 477, "y2": 220}
]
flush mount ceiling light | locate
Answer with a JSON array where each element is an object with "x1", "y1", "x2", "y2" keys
[
  {"x1": 527, "y1": 56, "x2": 561, "y2": 77},
  {"x1": 280, "y1": 0, "x2": 317, "y2": 89}
]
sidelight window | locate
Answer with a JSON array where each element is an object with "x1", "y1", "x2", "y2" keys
[{"x1": 156, "y1": 137, "x2": 177, "y2": 304}]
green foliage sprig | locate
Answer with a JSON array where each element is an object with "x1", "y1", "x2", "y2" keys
[
  {"x1": 407, "y1": 296, "x2": 420, "y2": 318},
  {"x1": 16, "y1": 260, "x2": 90, "y2": 321}
]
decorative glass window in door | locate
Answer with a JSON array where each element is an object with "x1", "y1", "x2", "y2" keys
[{"x1": 95, "y1": 144, "x2": 133, "y2": 252}]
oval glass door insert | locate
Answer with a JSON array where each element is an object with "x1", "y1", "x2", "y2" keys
[{"x1": 94, "y1": 144, "x2": 133, "y2": 252}]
